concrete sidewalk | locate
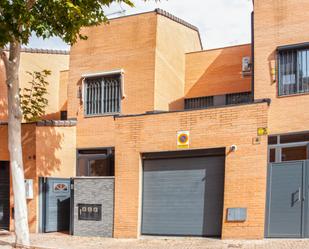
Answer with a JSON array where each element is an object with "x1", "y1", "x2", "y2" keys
[{"x1": 0, "y1": 232, "x2": 309, "y2": 249}]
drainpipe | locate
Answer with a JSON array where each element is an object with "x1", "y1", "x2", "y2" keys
[{"x1": 251, "y1": 11, "x2": 255, "y2": 101}]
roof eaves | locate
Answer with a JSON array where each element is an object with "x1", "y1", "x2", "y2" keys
[
  {"x1": 4, "y1": 47, "x2": 70, "y2": 55},
  {"x1": 0, "y1": 120, "x2": 76, "y2": 127},
  {"x1": 186, "y1": 43, "x2": 252, "y2": 55},
  {"x1": 36, "y1": 119, "x2": 77, "y2": 127},
  {"x1": 155, "y1": 8, "x2": 203, "y2": 50},
  {"x1": 155, "y1": 8, "x2": 199, "y2": 32}
]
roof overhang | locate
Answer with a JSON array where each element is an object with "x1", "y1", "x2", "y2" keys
[{"x1": 81, "y1": 69, "x2": 124, "y2": 78}]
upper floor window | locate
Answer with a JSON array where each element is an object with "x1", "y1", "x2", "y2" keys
[
  {"x1": 184, "y1": 96, "x2": 214, "y2": 109},
  {"x1": 278, "y1": 45, "x2": 309, "y2": 96},
  {"x1": 184, "y1": 92, "x2": 252, "y2": 110},
  {"x1": 84, "y1": 73, "x2": 121, "y2": 116},
  {"x1": 226, "y1": 92, "x2": 252, "y2": 105}
]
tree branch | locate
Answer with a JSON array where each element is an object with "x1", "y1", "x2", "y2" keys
[
  {"x1": 0, "y1": 47, "x2": 10, "y2": 72},
  {"x1": 26, "y1": 0, "x2": 37, "y2": 10}
]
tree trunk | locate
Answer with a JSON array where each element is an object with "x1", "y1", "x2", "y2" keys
[{"x1": 5, "y1": 42, "x2": 30, "y2": 248}]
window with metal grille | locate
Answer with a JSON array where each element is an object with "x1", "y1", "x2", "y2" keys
[
  {"x1": 278, "y1": 47, "x2": 309, "y2": 96},
  {"x1": 226, "y1": 92, "x2": 252, "y2": 105},
  {"x1": 84, "y1": 75, "x2": 121, "y2": 116},
  {"x1": 184, "y1": 96, "x2": 214, "y2": 110}
]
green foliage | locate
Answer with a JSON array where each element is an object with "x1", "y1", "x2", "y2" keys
[
  {"x1": 0, "y1": 0, "x2": 137, "y2": 47},
  {"x1": 20, "y1": 70, "x2": 50, "y2": 122}
]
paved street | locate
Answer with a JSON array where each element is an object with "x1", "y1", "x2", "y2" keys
[{"x1": 1, "y1": 232, "x2": 309, "y2": 249}]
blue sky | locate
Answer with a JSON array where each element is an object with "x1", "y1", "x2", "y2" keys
[{"x1": 27, "y1": 0, "x2": 253, "y2": 51}]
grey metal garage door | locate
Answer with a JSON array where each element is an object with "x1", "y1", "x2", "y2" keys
[
  {"x1": 0, "y1": 161, "x2": 10, "y2": 230},
  {"x1": 43, "y1": 178, "x2": 71, "y2": 232},
  {"x1": 266, "y1": 161, "x2": 309, "y2": 238},
  {"x1": 142, "y1": 155, "x2": 225, "y2": 237}
]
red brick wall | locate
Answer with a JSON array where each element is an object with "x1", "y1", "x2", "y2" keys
[
  {"x1": 185, "y1": 44, "x2": 252, "y2": 99},
  {"x1": 68, "y1": 12, "x2": 157, "y2": 148},
  {"x1": 154, "y1": 14, "x2": 202, "y2": 111},
  {"x1": 0, "y1": 124, "x2": 37, "y2": 232},
  {"x1": 68, "y1": 12, "x2": 158, "y2": 120},
  {"x1": 0, "y1": 124, "x2": 76, "y2": 233},
  {"x1": 70, "y1": 12, "x2": 202, "y2": 148},
  {"x1": 254, "y1": 0, "x2": 309, "y2": 134},
  {"x1": 0, "y1": 52, "x2": 69, "y2": 122},
  {"x1": 113, "y1": 102, "x2": 268, "y2": 239}
]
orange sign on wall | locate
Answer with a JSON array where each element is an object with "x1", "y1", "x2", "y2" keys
[{"x1": 177, "y1": 131, "x2": 190, "y2": 149}]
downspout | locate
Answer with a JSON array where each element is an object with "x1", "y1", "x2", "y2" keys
[{"x1": 251, "y1": 11, "x2": 255, "y2": 101}]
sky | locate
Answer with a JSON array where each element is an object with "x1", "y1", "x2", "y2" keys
[{"x1": 27, "y1": 0, "x2": 253, "y2": 51}]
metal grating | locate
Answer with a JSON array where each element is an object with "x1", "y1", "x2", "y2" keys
[
  {"x1": 85, "y1": 75, "x2": 121, "y2": 116},
  {"x1": 184, "y1": 96, "x2": 214, "y2": 110},
  {"x1": 279, "y1": 48, "x2": 309, "y2": 95},
  {"x1": 226, "y1": 92, "x2": 252, "y2": 105}
]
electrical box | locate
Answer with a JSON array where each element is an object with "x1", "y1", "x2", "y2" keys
[
  {"x1": 25, "y1": 179, "x2": 33, "y2": 200},
  {"x1": 242, "y1": 57, "x2": 251, "y2": 73},
  {"x1": 227, "y1": 208, "x2": 247, "y2": 222}
]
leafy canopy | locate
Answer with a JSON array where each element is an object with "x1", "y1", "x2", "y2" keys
[
  {"x1": 20, "y1": 70, "x2": 50, "y2": 122},
  {"x1": 0, "y1": 0, "x2": 136, "y2": 47}
]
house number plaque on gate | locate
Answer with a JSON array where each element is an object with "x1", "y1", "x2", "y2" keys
[{"x1": 78, "y1": 204, "x2": 102, "y2": 221}]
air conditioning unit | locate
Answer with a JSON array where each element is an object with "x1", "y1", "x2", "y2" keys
[{"x1": 242, "y1": 56, "x2": 252, "y2": 73}]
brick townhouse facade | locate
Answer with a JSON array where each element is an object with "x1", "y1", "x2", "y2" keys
[{"x1": 1, "y1": 0, "x2": 309, "y2": 239}]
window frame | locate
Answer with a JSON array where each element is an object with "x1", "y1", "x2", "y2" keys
[
  {"x1": 268, "y1": 131, "x2": 309, "y2": 163},
  {"x1": 277, "y1": 42, "x2": 309, "y2": 97},
  {"x1": 184, "y1": 92, "x2": 252, "y2": 110},
  {"x1": 225, "y1": 92, "x2": 252, "y2": 105},
  {"x1": 82, "y1": 70, "x2": 124, "y2": 117},
  {"x1": 76, "y1": 148, "x2": 115, "y2": 177},
  {"x1": 184, "y1": 96, "x2": 214, "y2": 110}
]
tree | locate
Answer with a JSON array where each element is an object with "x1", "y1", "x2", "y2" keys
[
  {"x1": 20, "y1": 70, "x2": 50, "y2": 122},
  {"x1": 0, "y1": 1, "x2": 138, "y2": 247}
]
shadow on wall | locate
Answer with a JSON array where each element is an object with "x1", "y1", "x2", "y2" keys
[
  {"x1": 35, "y1": 127, "x2": 63, "y2": 177},
  {"x1": 59, "y1": 101, "x2": 68, "y2": 113},
  {"x1": 76, "y1": 79, "x2": 83, "y2": 116},
  {"x1": 0, "y1": 99, "x2": 8, "y2": 121},
  {"x1": 268, "y1": 50, "x2": 277, "y2": 88},
  {"x1": 22, "y1": 125, "x2": 37, "y2": 178},
  {"x1": 38, "y1": 100, "x2": 68, "y2": 121},
  {"x1": 0, "y1": 102, "x2": 62, "y2": 122},
  {"x1": 169, "y1": 45, "x2": 252, "y2": 111},
  {"x1": 169, "y1": 97, "x2": 185, "y2": 111},
  {"x1": 42, "y1": 112, "x2": 61, "y2": 120},
  {"x1": 0, "y1": 64, "x2": 8, "y2": 121},
  {"x1": 18, "y1": 125, "x2": 65, "y2": 232}
]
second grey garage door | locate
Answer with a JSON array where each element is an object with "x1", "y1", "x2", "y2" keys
[
  {"x1": 142, "y1": 155, "x2": 225, "y2": 237},
  {"x1": 266, "y1": 161, "x2": 309, "y2": 238}
]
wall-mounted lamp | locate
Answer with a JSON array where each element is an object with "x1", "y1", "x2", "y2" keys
[{"x1": 230, "y1": 144, "x2": 238, "y2": 152}]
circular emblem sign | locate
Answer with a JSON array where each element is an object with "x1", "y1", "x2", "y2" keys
[
  {"x1": 177, "y1": 131, "x2": 190, "y2": 149},
  {"x1": 178, "y1": 133, "x2": 189, "y2": 144}
]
